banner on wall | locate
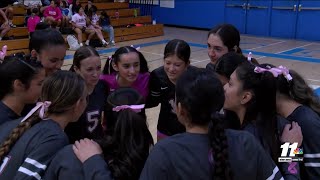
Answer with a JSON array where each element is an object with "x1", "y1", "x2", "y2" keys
[{"x1": 160, "y1": 0, "x2": 175, "y2": 8}]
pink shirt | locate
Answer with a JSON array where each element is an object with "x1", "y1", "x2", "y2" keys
[
  {"x1": 27, "y1": 16, "x2": 41, "y2": 33},
  {"x1": 44, "y1": 6, "x2": 62, "y2": 20},
  {"x1": 100, "y1": 72, "x2": 150, "y2": 99}
]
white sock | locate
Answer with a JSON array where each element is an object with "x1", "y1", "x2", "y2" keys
[
  {"x1": 80, "y1": 43, "x2": 83, "y2": 47},
  {"x1": 102, "y1": 39, "x2": 107, "y2": 44},
  {"x1": 85, "y1": 40, "x2": 90, "y2": 45}
]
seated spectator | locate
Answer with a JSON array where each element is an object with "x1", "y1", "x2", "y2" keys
[
  {"x1": 27, "y1": 8, "x2": 41, "y2": 38},
  {"x1": 100, "y1": 10, "x2": 115, "y2": 46},
  {"x1": 71, "y1": 0, "x2": 81, "y2": 15},
  {"x1": 71, "y1": 6, "x2": 95, "y2": 46},
  {"x1": 0, "y1": 9, "x2": 10, "y2": 41},
  {"x1": 87, "y1": 7, "x2": 108, "y2": 46},
  {"x1": 60, "y1": 0, "x2": 71, "y2": 27},
  {"x1": 44, "y1": 0, "x2": 62, "y2": 27},
  {"x1": 84, "y1": 0, "x2": 97, "y2": 15},
  {"x1": 0, "y1": 0, "x2": 15, "y2": 28}
]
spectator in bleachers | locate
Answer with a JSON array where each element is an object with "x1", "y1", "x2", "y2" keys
[
  {"x1": 0, "y1": 9, "x2": 10, "y2": 41},
  {"x1": 60, "y1": 0, "x2": 71, "y2": 27},
  {"x1": 100, "y1": 10, "x2": 115, "y2": 46},
  {"x1": 43, "y1": 0, "x2": 63, "y2": 27},
  {"x1": 71, "y1": 0, "x2": 82, "y2": 15},
  {"x1": 84, "y1": 0, "x2": 97, "y2": 15},
  {"x1": 71, "y1": 6, "x2": 95, "y2": 47},
  {"x1": 0, "y1": 0, "x2": 16, "y2": 28},
  {"x1": 87, "y1": 7, "x2": 108, "y2": 46},
  {"x1": 27, "y1": 8, "x2": 41, "y2": 38}
]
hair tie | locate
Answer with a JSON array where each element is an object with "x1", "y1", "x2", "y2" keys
[
  {"x1": 112, "y1": 104, "x2": 145, "y2": 113},
  {"x1": 130, "y1": 45, "x2": 141, "y2": 51},
  {"x1": 21, "y1": 101, "x2": 52, "y2": 122},
  {"x1": 0, "y1": 45, "x2": 7, "y2": 62},
  {"x1": 247, "y1": 52, "x2": 252, "y2": 62}
]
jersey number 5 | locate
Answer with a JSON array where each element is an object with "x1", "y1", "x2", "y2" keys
[{"x1": 87, "y1": 111, "x2": 100, "y2": 133}]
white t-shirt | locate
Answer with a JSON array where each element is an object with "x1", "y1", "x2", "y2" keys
[
  {"x1": 91, "y1": 14, "x2": 99, "y2": 25},
  {"x1": 71, "y1": 13, "x2": 86, "y2": 27}
]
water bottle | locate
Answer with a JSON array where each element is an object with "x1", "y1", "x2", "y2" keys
[{"x1": 134, "y1": 9, "x2": 137, "y2": 17}]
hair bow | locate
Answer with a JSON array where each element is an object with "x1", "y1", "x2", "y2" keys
[
  {"x1": 112, "y1": 104, "x2": 145, "y2": 113},
  {"x1": 21, "y1": 101, "x2": 52, "y2": 122},
  {"x1": 0, "y1": 45, "x2": 7, "y2": 62},
  {"x1": 254, "y1": 65, "x2": 293, "y2": 82}
]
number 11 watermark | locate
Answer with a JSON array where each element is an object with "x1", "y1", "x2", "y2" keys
[{"x1": 278, "y1": 142, "x2": 304, "y2": 163}]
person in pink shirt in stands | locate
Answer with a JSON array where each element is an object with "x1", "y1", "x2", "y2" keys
[
  {"x1": 44, "y1": 0, "x2": 62, "y2": 27},
  {"x1": 27, "y1": 8, "x2": 41, "y2": 38}
]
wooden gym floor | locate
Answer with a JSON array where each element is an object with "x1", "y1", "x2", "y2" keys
[{"x1": 62, "y1": 26, "x2": 320, "y2": 142}]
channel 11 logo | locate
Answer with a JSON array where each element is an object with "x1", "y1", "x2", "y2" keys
[{"x1": 278, "y1": 142, "x2": 303, "y2": 163}]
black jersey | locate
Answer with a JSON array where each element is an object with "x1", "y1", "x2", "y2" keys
[
  {"x1": 0, "y1": 101, "x2": 20, "y2": 125},
  {"x1": 286, "y1": 105, "x2": 320, "y2": 179},
  {"x1": 140, "y1": 129, "x2": 283, "y2": 180},
  {"x1": 0, "y1": 119, "x2": 69, "y2": 179},
  {"x1": 44, "y1": 145, "x2": 113, "y2": 180},
  {"x1": 146, "y1": 66, "x2": 191, "y2": 136},
  {"x1": 65, "y1": 80, "x2": 108, "y2": 143},
  {"x1": 241, "y1": 116, "x2": 301, "y2": 179}
]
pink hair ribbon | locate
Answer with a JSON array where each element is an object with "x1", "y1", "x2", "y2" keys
[
  {"x1": 254, "y1": 65, "x2": 293, "y2": 82},
  {"x1": 21, "y1": 101, "x2": 52, "y2": 122},
  {"x1": 112, "y1": 104, "x2": 145, "y2": 113},
  {"x1": 0, "y1": 45, "x2": 7, "y2": 62}
]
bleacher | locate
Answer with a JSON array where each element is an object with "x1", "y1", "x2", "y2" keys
[{"x1": 0, "y1": 0, "x2": 164, "y2": 55}]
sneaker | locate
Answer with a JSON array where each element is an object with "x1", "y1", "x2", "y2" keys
[{"x1": 9, "y1": 23, "x2": 16, "y2": 28}]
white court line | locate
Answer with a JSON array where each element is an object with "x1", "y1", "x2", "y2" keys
[
  {"x1": 256, "y1": 56, "x2": 266, "y2": 60},
  {"x1": 248, "y1": 41, "x2": 286, "y2": 50},
  {"x1": 307, "y1": 79, "x2": 320, "y2": 83},
  {"x1": 276, "y1": 43, "x2": 313, "y2": 54}
]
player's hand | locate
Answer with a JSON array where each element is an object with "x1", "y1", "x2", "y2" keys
[
  {"x1": 73, "y1": 138, "x2": 103, "y2": 163},
  {"x1": 280, "y1": 122, "x2": 303, "y2": 147}
]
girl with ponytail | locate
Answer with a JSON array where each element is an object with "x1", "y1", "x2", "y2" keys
[
  {"x1": 224, "y1": 62, "x2": 302, "y2": 179},
  {"x1": 0, "y1": 71, "x2": 88, "y2": 179},
  {"x1": 140, "y1": 67, "x2": 282, "y2": 180},
  {"x1": 45, "y1": 88, "x2": 154, "y2": 180},
  {"x1": 0, "y1": 55, "x2": 44, "y2": 125},
  {"x1": 270, "y1": 64, "x2": 320, "y2": 179}
]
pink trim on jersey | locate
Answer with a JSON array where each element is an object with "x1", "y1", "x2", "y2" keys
[
  {"x1": 100, "y1": 72, "x2": 150, "y2": 99},
  {"x1": 27, "y1": 16, "x2": 41, "y2": 33}
]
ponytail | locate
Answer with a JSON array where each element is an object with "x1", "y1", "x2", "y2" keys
[
  {"x1": 208, "y1": 112, "x2": 233, "y2": 180},
  {"x1": 97, "y1": 109, "x2": 153, "y2": 180},
  {"x1": 102, "y1": 55, "x2": 115, "y2": 75},
  {"x1": 0, "y1": 114, "x2": 41, "y2": 163}
]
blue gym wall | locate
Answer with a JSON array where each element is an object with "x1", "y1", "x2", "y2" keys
[
  {"x1": 133, "y1": 0, "x2": 320, "y2": 41},
  {"x1": 151, "y1": 0, "x2": 225, "y2": 29}
]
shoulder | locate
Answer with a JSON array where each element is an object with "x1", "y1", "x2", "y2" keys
[
  {"x1": 225, "y1": 129, "x2": 261, "y2": 151},
  {"x1": 151, "y1": 66, "x2": 165, "y2": 76}
]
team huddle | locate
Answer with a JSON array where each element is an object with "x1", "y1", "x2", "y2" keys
[{"x1": 0, "y1": 23, "x2": 319, "y2": 180}]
